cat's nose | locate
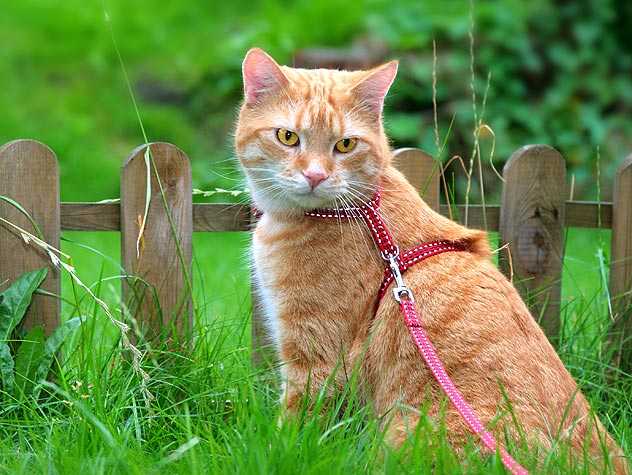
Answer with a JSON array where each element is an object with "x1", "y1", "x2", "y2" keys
[{"x1": 302, "y1": 165, "x2": 329, "y2": 190}]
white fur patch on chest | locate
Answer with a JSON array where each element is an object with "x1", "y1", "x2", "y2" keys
[{"x1": 251, "y1": 215, "x2": 284, "y2": 350}]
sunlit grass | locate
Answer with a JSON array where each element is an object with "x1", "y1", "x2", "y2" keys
[
  {"x1": 1, "y1": 1, "x2": 629, "y2": 473},
  {"x1": 0, "y1": 224, "x2": 625, "y2": 474},
  {"x1": 0, "y1": 225, "x2": 630, "y2": 473}
]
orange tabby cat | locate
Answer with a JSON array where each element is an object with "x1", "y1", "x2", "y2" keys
[{"x1": 235, "y1": 48, "x2": 628, "y2": 473}]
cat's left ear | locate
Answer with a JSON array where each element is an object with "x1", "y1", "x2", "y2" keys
[
  {"x1": 350, "y1": 60, "x2": 398, "y2": 115},
  {"x1": 242, "y1": 48, "x2": 289, "y2": 105}
]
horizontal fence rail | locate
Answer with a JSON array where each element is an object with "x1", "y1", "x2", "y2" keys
[
  {"x1": 58, "y1": 200, "x2": 614, "y2": 232},
  {"x1": 1, "y1": 139, "x2": 631, "y2": 370}
]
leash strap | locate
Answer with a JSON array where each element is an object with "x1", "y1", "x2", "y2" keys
[
  {"x1": 306, "y1": 189, "x2": 527, "y2": 474},
  {"x1": 399, "y1": 298, "x2": 528, "y2": 474}
]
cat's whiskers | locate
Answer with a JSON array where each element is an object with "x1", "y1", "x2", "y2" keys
[
  {"x1": 264, "y1": 188, "x2": 291, "y2": 210},
  {"x1": 345, "y1": 176, "x2": 403, "y2": 194},
  {"x1": 252, "y1": 182, "x2": 284, "y2": 194},
  {"x1": 343, "y1": 187, "x2": 384, "y2": 257},
  {"x1": 336, "y1": 194, "x2": 364, "y2": 259},
  {"x1": 248, "y1": 178, "x2": 281, "y2": 189},
  {"x1": 251, "y1": 182, "x2": 289, "y2": 210},
  {"x1": 343, "y1": 186, "x2": 371, "y2": 209},
  {"x1": 345, "y1": 179, "x2": 398, "y2": 195},
  {"x1": 340, "y1": 194, "x2": 369, "y2": 260},
  {"x1": 245, "y1": 167, "x2": 278, "y2": 173},
  {"x1": 333, "y1": 196, "x2": 346, "y2": 250},
  {"x1": 338, "y1": 193, "x2": 373, "y2": 259}
]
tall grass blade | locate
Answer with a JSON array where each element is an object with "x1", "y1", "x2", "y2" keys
[
  {"x1": 14, "y1": 325, "x2": 46, "y2": 399},
  {"x1": 32, "y1": 316, "x2": 85, "y2": 399},
  {"x1": 0, "y1": 195, "x2": 44, "y2": 239}
]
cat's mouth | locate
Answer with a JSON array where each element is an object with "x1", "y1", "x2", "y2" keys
[
  {"x1": 284, "y1": 180, "x2": 374, "y2": 211},
  {"x1": 293, "y1": 188, "x2": 327, "y2": 198},
  {"x1": 286, "y1": 189, "x2": 336, "y2": 209},
  {"x1": 246, "y1": 173, "x2": 363, "y2": 213}
]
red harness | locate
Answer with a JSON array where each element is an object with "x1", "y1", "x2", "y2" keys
[{"x1": 263, "y1": 189, "x2": 528, "y2": 475}]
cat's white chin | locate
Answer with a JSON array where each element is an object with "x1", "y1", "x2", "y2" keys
[
  {"x1": 251, "y1": 188, "x2": 336, "y2": 215},
  {"x1": 289, "y1": 189, "x2": 335, "y2": 206}
]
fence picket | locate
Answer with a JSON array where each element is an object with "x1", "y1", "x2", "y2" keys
[
  {"x1": 609, "y1": 154, "x2": 632, "y2": 371},
  {"x1": 499, "y1": 145, "x2": 566, "y2": 341},
  {"x1": 120, "y1": 143, "x2": 192, "y2": 341},
  {"x1": 393, "y1": 148, "x2": 440, "y2": 211},
  {"x1": 0, "y1": 140, "x2": 60, "y2": 335}
]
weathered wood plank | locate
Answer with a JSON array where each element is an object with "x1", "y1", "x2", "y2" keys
[
  {"x1": 120, "y1": 143, "x2": 193, "y2": 341},
  {"x1": 193, "y1": 203, "x2": 250, "y2": 232},
  {"x1": 609, "y1": 154, "x2": 632, "y2": 371},
  {"x1": 564, "y1": 201, "x2": 612, "y2": 229},
  {"x1": 0, "y1": 140, "x2": 60, "y2": 335},
  {"x1": 439, "y1": 205, "x2": 500, "y2": 230},
  {"x1": 61, "y1": 203, "x2": 120, "y2": 231},
  {"x1": 58, "y1": 201, "x2": 613, "y2": 232},
  {"x1": 393, "y1": 148, "x2": 440, "y2": 211},
  {"x1": 61, "y1": 203, "x2": 250, "y2": 232},
  {"x1": 499, "y1": 145, "x2": 566, "y2": 341},
  {"x1": 438, "y1": 202, "x2": 612, "y2": 230},
  {"x1": 59, "y1": 201, "x2": 613, "y2": 232}
]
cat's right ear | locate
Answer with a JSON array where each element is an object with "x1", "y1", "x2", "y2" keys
[{"x1": 242, "y1": 48, "x2": 288, "y2": 105}]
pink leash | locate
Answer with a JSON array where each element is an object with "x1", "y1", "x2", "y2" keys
[
  {"x1": 304, "y1": 189, "x2": 528, "y2": 475},
  {"x1": 399, "y1": 298, "x2": 528, "y2": 474}
]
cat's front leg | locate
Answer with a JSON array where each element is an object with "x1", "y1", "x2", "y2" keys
[
  {"x1": 278, "y1": 357, "x2": 334, "y2": 420},
  {"x1": 383, "y1": 410, "x2": 423, "y2": 447},
  {"x1": 278, "y1": 365, "x2": 305, "y2": 416}
]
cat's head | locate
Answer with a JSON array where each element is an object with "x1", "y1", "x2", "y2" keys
[{"x1": 235, "y1": 48, "x2": 397, "y2": 214}]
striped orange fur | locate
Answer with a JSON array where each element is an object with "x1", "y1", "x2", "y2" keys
[{"x1": 234, "y1": 48, "x2": 628, "y2": 473}]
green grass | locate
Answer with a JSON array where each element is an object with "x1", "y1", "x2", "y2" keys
[
  {"x1": 0, "y1": 224, "x2": 628, "y2": 474},
  {"x1": 59, "y1": 231, "x2": 251, "y2": 326},
  {"x1": 1, "y1": 1, "x2": 630, "y2": 472}
]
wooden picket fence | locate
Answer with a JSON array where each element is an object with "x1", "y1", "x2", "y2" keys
[{"x1": 1, "y1": 139, "x2": 631, "y2": 369}]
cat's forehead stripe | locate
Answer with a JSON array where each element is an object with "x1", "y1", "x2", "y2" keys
[{"x1": 290, "y1": 99, "x2": 345, "y2": 136}]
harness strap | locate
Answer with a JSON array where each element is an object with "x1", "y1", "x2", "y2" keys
[
  {"x1": 304, "y1": 188, "x2": 400, "y2": 254},
  {"x1": 260, "y1": 188, "x2": 528, "y2": 474},
  {"x1": 376, "y1": 240, "x2": 466, "y2": 301}
]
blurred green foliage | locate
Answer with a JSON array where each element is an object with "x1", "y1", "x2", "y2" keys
[{"x1": 0, "y1": 0, "x2": 630, "y2": 201}]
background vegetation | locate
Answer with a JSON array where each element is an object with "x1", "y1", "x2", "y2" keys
[
  {"x1": 0, "y1": 0, "x2": 630, "y2": 473},
  {"x1": 2, "y1": 0, "x2": 631, "y2": 201}
]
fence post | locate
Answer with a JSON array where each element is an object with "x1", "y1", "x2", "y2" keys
[
  {"x1": 609, "y1": 154, "x2": 632, "y2": 371},
  {"x1": 0, "y1": 140, "x2": 60, "y2": 335},
  {"x1": 499, "y1": 145, "x2": 566, "y2": 341},
  {"x1": 120, "y1": 143, "x2": 192, "y2": 342},
  {"x1": 393, "y1": 148, "x2": 440, "y2": 211}
]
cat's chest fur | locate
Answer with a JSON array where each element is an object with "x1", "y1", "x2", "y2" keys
[{"x1": 252, "y1": 213, "x2": 383, "y2": 355}]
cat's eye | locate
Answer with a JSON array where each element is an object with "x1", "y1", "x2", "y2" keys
[
  {"x1": 334, "y1": 138, "x2": 357, "y2": 153},
  {"x1": 276, "y1": 128, "x2": 300, "y2": 147}
]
